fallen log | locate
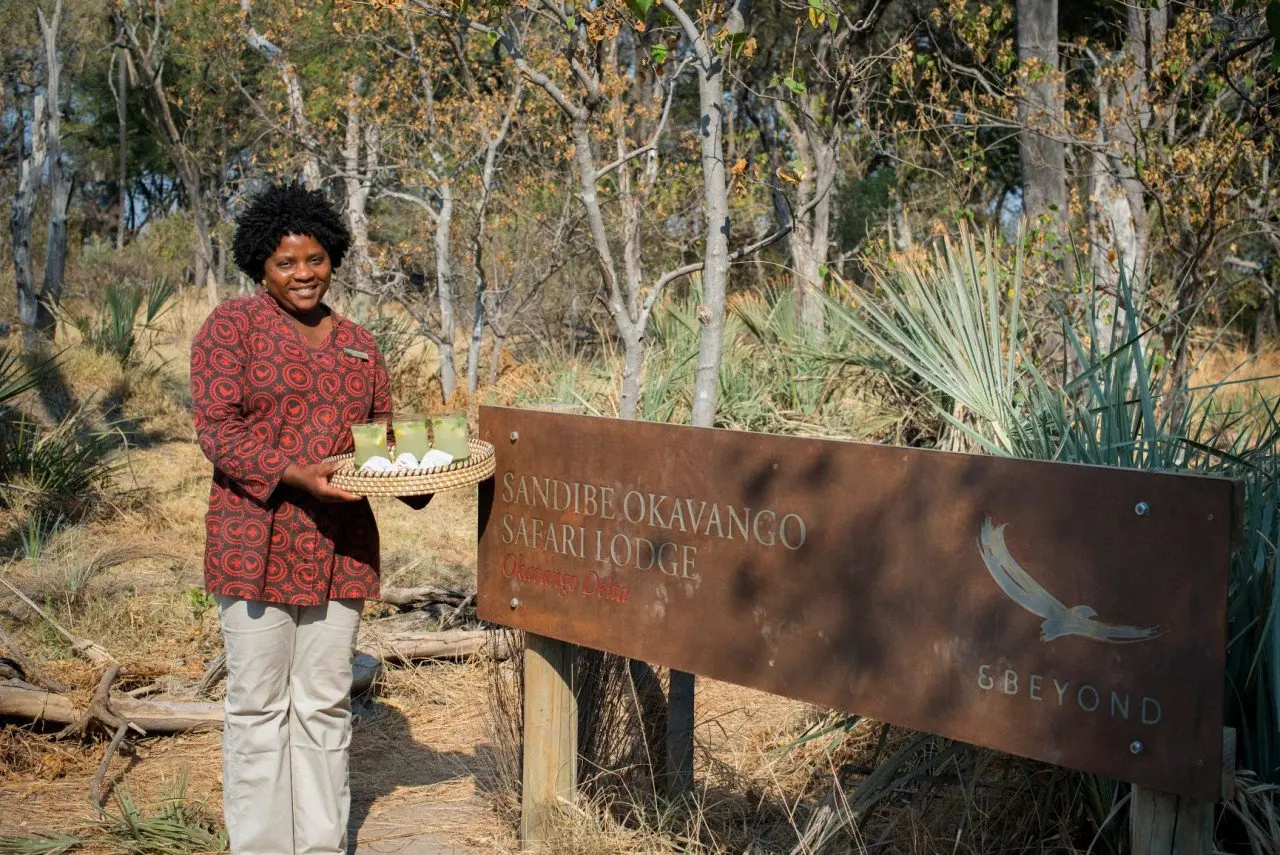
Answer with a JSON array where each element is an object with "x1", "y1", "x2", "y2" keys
[
  {"x1": 0, "y1": 684, "x2": 224, "y2": 733},
  {"x1": 356, "y1": 628, "x2": 511, "y2": 663},
  {"x1": 0, "y1": 626, "x2": 65, "y2": 692},
  {"x1": 2, "y1": 656, "x2": 385, "y2": 733},
  {"x1": 351, "y1": 653, "x2": 381, "y2": 695},
  {"x1": 378, "y1": 586, "x2": 469, "y2": 610}
]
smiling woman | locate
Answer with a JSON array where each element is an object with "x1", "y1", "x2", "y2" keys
[{"x1": 190, "y1": 182, "x2": 431, "y2": 855}]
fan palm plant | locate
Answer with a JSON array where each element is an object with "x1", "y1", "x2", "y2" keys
[{"x1": 808, "y1": 223, "x2": 1279, "y2": 849}]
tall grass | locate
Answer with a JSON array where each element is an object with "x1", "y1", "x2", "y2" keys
[
  {"x1": 815, "y1": 224, "x2": 1280, "y2": 847},
  {"x1": 1, "y1": 353, "x2": 118, "y2": 509},
  {"x1": 69, "y1": 279, "x2": 175, "y2": 371}
]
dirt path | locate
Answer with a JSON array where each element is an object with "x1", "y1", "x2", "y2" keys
[{"x1": 352, "y1": 801, "x2": 482, "y2": 855}]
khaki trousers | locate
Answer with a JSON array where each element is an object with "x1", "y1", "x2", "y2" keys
[{"x1": 217, "y1": 595, "x2": 363, "y2": 855}]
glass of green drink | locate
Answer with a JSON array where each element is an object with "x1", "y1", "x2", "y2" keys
[
  {"x1": 392, "y1": 414, "x2": 431, "y2": 460},
  {"x1": 351, "y1": 423, "x2": 390, "y2": 466},
  {"x1": 430, "y1": 413, "x2": 470, "y2": 461}
]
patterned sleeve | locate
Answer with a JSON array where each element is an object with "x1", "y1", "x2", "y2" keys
[
  {"x1": 371, "y1": 344, "x2": 392, "y2": 427},
  {"x1": 190, "y1": 306, "x2": 291, "y2": 503}
]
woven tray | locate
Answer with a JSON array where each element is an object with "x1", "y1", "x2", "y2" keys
[{"x1": 325, "y1": 438, "x2": 495, "y2": 497}]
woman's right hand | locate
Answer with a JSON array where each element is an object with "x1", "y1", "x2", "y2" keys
[{"x1": 282, "y1": 461, "x2": 363, "y2": 503}]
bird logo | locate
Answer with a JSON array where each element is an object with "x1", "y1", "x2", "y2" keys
[{"x1": 977, "y1": 517, "x2": 1163, "y2": 644}]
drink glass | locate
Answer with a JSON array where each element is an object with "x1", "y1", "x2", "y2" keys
[
  {"x1": 351, "y1": 423, "x2": 390, "y2": 466},
  {"x1": 430, "y1": 413, "x2": 469, "y2": 461},
  {"x1": 391, "y1": 414, "x2": 431, "y2": 460}
]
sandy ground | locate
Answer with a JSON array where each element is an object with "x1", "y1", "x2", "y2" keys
[{"x1": 1, "y1": 427, "x2": 815, "y2": 854}]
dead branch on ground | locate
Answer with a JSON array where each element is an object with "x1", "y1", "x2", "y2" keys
[{"x1": 0, "y1": 572, "x2": 117, "y2": 666}]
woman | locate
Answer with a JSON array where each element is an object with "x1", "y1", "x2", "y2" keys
[{"x1": 190, "y1": 182, "x2": 428, "y2": 855}]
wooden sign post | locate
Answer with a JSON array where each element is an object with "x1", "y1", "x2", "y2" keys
[
  {"x1": 518, "y1": 633, "x2": 577, "y2": 845},
  {"x1": 476, "y1": 406, "x2": 1238, "y2": 852}
]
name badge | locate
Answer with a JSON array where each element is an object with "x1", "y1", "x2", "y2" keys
[{"x1": 342, "y1": 348, "x2": 369, "y2": 361}]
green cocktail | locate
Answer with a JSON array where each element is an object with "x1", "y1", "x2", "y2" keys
[
  {"x1": 351, "y1": 423, "x2": 390, "y2": 466},
  {"x1": 392, "y1": 414, "x2": 431, "y2": 460},
  {"x1": 430, "y1": 413, "x2": 469, "y2": 461}
]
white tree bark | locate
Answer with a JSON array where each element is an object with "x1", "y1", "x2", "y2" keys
[
  {"x1": 342, "y1": 75, "x2": 378, "y2": 306},
  {"x1": 466, "y1": 83, "x2": 522, "y2": 393},
  {"x1": 777, "y1": 99, "x2": 834, "y2": 338},
  {"x1": 240, "y1": 0, "x2": 322, "y2": 189},
  {"x1": 661, "y1": 0, "x2": 733, "y2": 429},
  {"x1": 435, "y1": 181, "x2": 458, "y2": 401},
  {"x1": 1087, "y1": 3, "x2": 1164, "y2": 354},
  {"x1": 564, "y1": 108, "x2": 648, "y2": 419}
]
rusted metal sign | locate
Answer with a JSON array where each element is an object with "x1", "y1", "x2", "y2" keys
[{"x1": 476, "y1": 405, "x2": 1234, "y2": 800}]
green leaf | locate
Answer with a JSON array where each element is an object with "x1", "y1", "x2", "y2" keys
[
  {"x1": 650, "y1": 42, "x2": 669, "y2": 65},
  {"x1": 627, "y1": 0, "x2": 654, "y2": 17},
  {"x1": 565, "y1": 15, "x2": 576, "y2": 33},
  {"x1": 783, "y1": 74, "x2": 807, "y2": 94}
]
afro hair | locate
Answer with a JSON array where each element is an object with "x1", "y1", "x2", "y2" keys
[{"x1": 232, "y1": 182, "x2": 351, "y2": 282}]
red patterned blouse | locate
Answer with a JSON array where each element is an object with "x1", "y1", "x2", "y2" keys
[{"x1": 190, "y1": 290, "x2": 388, "y2": 605}]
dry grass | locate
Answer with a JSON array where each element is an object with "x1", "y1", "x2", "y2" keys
[
  {"x1": 1191, "y1": 340, "x2": 1280, "y2": 422},
  {"x1": 5, "y1": 291, "x2": 1276, "y2": 853}
]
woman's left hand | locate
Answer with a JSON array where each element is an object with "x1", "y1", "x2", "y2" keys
[{"x1": 398, "y1": 494, "x2": 433, "y2": 510}]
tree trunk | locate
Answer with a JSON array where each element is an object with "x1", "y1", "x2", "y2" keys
[
  {"x1": 1015, "y1": 0, "x2": 1067, "y2": 232},
  {"x1": 488, "y1": 325, "x2": 506, "y2": 384},
  {"x1": 777, "y1": 98, "x2": 832, "y2": 339},
  {"x1": 564, "y1": 110, "x2": 640, "y2": 416},
  {"x1": 240, "y1": 0, "x2": 321, "y2": 189},
  {"x1": 664, "y1": 0, "x2": 742, "y2": 797},
  {"x1": 35, "y1": 0, "x2": 68, "y2": 340},
  {"x1": 687, "y1": 30, "x2": 730, "y2": 429},
  {"x1": 10, "y1": 90, "x2": 47, "y2": 348},
  {"x1": 1087, "y1": 3, "x2": 1161, "y2": 358},
  {"x1": 435, "y1": 181, "x2": 458, "y2": 402},
  {"x1": 190, "y1": 175, "x2": 219, "y2": 311},
  {"x1": 792, "y1": 138, "x2": 834, "y2": 339},
  {"x1": 466, "y1": 84, "x2": 521, "y2": 393},
  {"x1": 342, "y1": 76, "x2": 376, "y2": 310},
  {"x1": 466, "y1": 292, "x2": 485, "y2": 393},
  {"x1": 115, "y1": 41, "x2": 128, "y2": 251},
  {"x1": 618, "y1": 327, "x2": 645, "y2": 420},
  {"x1": 120, "y1": 12, "x2": 219, "y2": 309},
  {"x1": 39, "y1": 181, "x2": 71, "y2": 339}
]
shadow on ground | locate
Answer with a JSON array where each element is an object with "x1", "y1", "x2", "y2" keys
[{"x1": 348, "y1": 696, "x2": 488, "y2": 853}]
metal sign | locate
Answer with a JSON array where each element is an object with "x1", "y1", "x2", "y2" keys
[{"x1": 475, "y1": 406, "x2": 1234, "y2": 800}]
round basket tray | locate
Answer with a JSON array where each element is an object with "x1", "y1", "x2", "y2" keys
[{"x1": 325, "y1": 438, "x2": 495, "y2": 497}]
